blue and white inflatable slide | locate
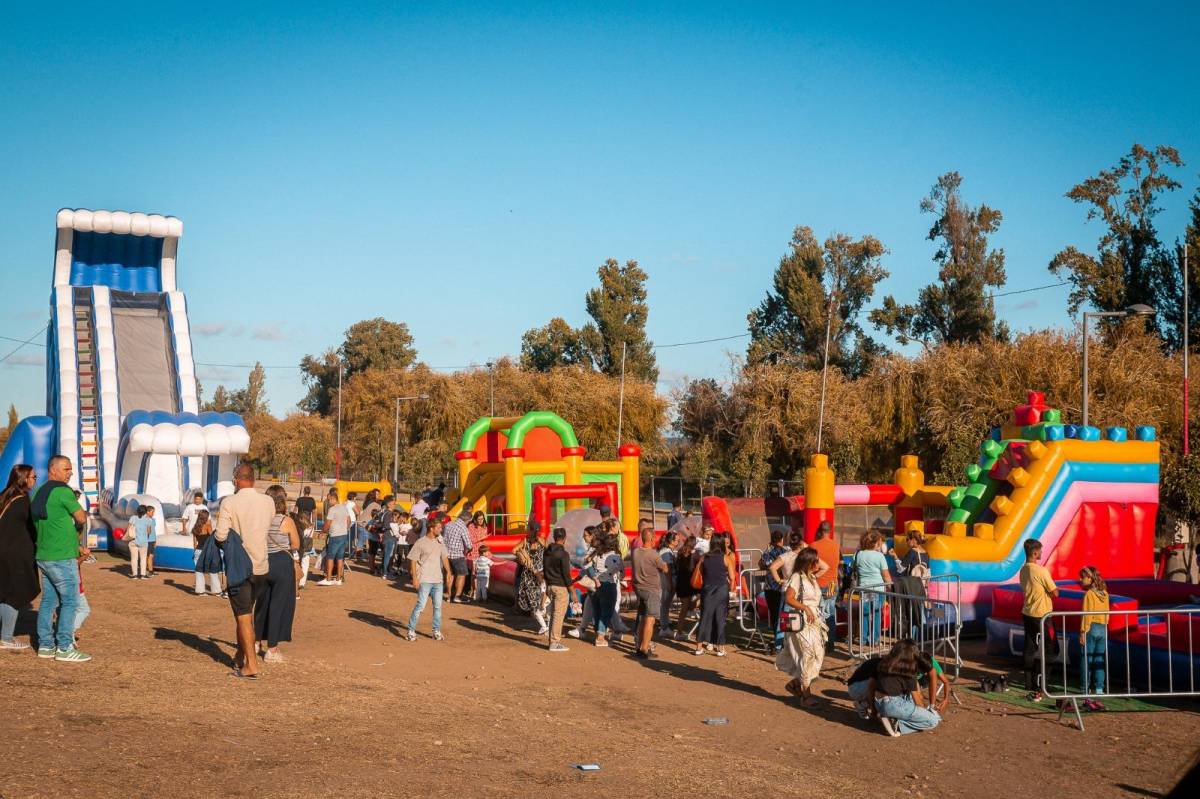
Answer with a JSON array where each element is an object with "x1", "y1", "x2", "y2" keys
[{"x1": 0, "y1": 209, "x2": 250, "y2": 570}]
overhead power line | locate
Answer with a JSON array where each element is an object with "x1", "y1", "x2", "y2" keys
[{"x1": 0, "y1": 325, "x2": 48, "y2": 365}]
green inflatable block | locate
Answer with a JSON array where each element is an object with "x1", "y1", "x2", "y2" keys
[
  {"x1": 966, "y1": 482, "x2": 988, "y2": 500},
  {"x1": 947, "y1": 486, "x2": 966, "y2": 508},
  {"x1": 981, "y1": 439, "x2": 1003, "y2": 460},
  {"x1": 946, "y1": 508, "x2": 970, "y2": 524},
  {"x1": 1043, "y1": 409, "x2": 1062, "y2": 424},
  {"x1": 965, "y1": 464, "x2": 982, "y2": 483}
]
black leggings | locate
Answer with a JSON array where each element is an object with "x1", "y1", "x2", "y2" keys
[
  {"x1": 764, "y1": 588, "x2": 782, "y2": 635},
  {"x1": 254, "y1": 551, "x2": 297, "y2": 647},
  {"x1": 367, "y1": 539, "x2": 381, "y2": 571}
]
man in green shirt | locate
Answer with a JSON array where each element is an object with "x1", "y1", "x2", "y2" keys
[{"x1": 33, "y1": 455, "x2": 90, "y2": 662}]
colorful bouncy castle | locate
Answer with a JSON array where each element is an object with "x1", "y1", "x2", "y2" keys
[
  {"x1": 449, "y1": 411, "x2": 640, "y2": 545},
  {"x1": 0, "y1": 209, "x2": 251, "y2": 569},
  {"x1": 734, "y1": 392, "x2": 1163, "y2": 620}
]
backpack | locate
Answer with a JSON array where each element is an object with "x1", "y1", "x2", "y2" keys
[{"x1": 838, "y1": 552, "x2": 859, "y2": 596}]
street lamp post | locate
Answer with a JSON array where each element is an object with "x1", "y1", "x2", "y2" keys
[
  {"x1": 1082, "y1": 304, "x2": 1156, "y2": 428},
  {"x1": 392, "y1": 394, "x2": 429, "y2": 485},
  {"x1": 486, "y1": 361, "x2": 495, "y2": 416}
]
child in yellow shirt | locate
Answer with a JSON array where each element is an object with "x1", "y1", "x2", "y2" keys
[{"x1": 1079, "y1": 566, "x2": 1110, "y2": 709}]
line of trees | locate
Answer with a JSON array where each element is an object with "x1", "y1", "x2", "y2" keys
[{"x1": 203, "y1": 141, "x2": 1200, "y2": 531}]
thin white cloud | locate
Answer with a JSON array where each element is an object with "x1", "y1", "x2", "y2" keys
[
  {"x1": 2, "y1": 353, "x2": 45, "y2": 367},
  {"x1": 252, "y1": 324, "x2": 288, "y2": 342},
  {"x1": 193, "y1": 323, "x2": 227, "y2": 337}
]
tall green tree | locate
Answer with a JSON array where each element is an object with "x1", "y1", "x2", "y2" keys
[
  {"x1": 203, "y1": 363, "x2": 269, "y2": 417},
  {"x1": 520, "y1": 317, "x2": 589, "y2": 372},
  {"x1": 747, "y1": 226, "x2": 888, "y2": 377},
  {"x1": 579, "y1": 258, "x2": 658, "y2": 382},
  {"x1": 1162, "y1": 181, "x2": 1200, "y2": 353},
  {"x1": 871, "y1": 172, "x2": 1008, "y2": 345},
  {"x1": 300, "y1": 318, "x2": 417, "y2": 414},
  {"x1": 1048, "y1": 143, "x2": 1184, "y2": 341}
]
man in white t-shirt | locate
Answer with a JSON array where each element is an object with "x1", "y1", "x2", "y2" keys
[{"x1": 318, "y1": 494, "x2": 356, "y2": 586}]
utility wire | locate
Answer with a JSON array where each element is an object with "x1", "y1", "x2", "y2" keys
[{"x1": 0, "y1": 325, "x2": 48, "y2": 365}]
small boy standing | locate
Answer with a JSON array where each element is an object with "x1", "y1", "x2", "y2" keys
[
  {"x1": 474, "y1": 545, "x2": 495, "y2": 602},
  {"x1": 1019, "y1": 538, "x2": 1059, "y2": 701}
]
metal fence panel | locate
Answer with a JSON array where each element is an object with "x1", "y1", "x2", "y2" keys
[{"x1": 844, "y1": 585, "x2": 963, "y2": 680}]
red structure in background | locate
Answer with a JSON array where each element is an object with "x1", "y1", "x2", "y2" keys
[{"x1": 530, "y1": 481, "x2": 619, "y2": 536}]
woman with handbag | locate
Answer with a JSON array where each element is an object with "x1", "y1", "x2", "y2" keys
[
  {"x1": 693, "y1": 535, "x2": 735, "y2": 657},
  {"x1": 775, "y1": 548, "x2": 828, "y2": 706},
  {"x1": 0, "y1": 464, "x2": 39, "y2": 650}
]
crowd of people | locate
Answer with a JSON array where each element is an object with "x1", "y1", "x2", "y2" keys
[{"x1": 4, "y1": 458, "x2": 1081, "y2": 736}]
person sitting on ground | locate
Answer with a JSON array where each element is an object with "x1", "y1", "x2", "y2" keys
[
  {"x1": 406, "y1": 518, "x2": 450, "y2": 642},
  {"x1": 543, "y1": 527, "x2": 574, "y2": 652},
  {"x1": 191, "y1": 508, "x2": 222, "y2": 596},
  {"x1": 631, "y1": 526, "x2": 668, "y2": 659},
  {"x1": 1019, "y1": 538, "x2": 1059, "y2": 701},
  {"x1": 473, "y1": 544, "x2": 495, "y2": 602},
  {"x1": 850, "y1": 638, "x2": 941, "y2": 736},
  {"x1": 1078, "y1": 565, "x2": 1109, "y2": 710}
]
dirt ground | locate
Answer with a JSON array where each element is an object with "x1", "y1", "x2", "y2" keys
[{"x1": 2, "y1": 554, "x2": 1198, "y2": 799}]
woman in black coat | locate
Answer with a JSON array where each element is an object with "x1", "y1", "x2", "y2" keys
[{"x1": 0, "y1": 464, "x2": 40, "y2": 650}]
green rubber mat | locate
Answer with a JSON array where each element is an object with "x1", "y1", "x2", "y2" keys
[{"x1": 963, "y1": 680, "x2": 1167, "y2": 713}]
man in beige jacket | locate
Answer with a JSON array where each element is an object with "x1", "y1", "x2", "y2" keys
[{"x1": 215, "y1": 463, "x2": 275, "y2": 678}]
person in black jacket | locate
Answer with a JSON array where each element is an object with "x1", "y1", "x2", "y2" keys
[{"x1": 543, "y1": 527, "x2": 574, "y2": 652}]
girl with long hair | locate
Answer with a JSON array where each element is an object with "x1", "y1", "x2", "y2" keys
[
  {"x1": 191, "y1": 508, "x2": 222, "y2": 596},
  {"x1": 776, "y1": 547, "x2": 827, "y2": 705},
  {"x1": 0, "y1": 465, "x2": 39, "y2": 650},
  {"x1": 872, "y1": 639, "x2": 942, "y2": 735},
  {"x1": 1079, "y1": 566, "x2": 1110, "y2": 709},
  {"x1": 256, "y1": 485, "x2": 301, "y2": 662},
  {"x1": 693, "y1": 534, "x2": 736, "y2": 657},
  {"x1": 673, "y1": 534, "x2": 700, "y2": 640}
]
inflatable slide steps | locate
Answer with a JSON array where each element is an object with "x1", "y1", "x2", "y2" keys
[{"x1": 74, "y1": 296, "x2": 101, "y2": 505}]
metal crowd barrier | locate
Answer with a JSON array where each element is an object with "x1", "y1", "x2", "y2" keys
[
  {"x1": 1039, "y1": 607, "x2": 1200, "y2": 732},
  {"x1": 845, "y1": 584, "x2": 963, "y2": 680},
  {"x1": 735, "y1": 567, "x2": 771, "y2": 651}
]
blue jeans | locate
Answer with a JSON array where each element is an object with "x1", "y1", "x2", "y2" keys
[
  {"x1": 381, "y1": 536, "x2": 397, "y2": 575},
  {"x1": 1083, "y1": 623, "x2": 1107, "y2": 694},
  {"x1": 352, "y1": 524, "x2": 367, "y2": 550},
  {"x1": 593, "y1": 582, "x2": 617, "y2": 635},
  {"x1": 876, "y1": 694, "x2": 941, "y2": 734},
  {"x1": 821, "y1": 594, "x2": 838, "y2": 650},
  {"x1": 860, "y1": 591, "x2": 882, "y2": 646},
  {"x1": 37, "y1": 559, "x2": 81, "y2": 652},
  {"x1": 408, "y1": 582, "x2": 443, "y2": 633}
]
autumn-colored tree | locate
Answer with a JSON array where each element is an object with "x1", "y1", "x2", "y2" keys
[
  {"x1": 872, "y1": 172, "x2": 1008, "y2": 345},
  {"x1": 747, "y1": 226, "x2": 888, "y2": 377},
  {"x1": 1049, "y1": 143, "x2": 1184, "y2": 342},
  {"x1": 0, "y1": 404, "x2": 17, "y2": 450}
]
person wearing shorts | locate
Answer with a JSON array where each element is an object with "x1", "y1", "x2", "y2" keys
[
  {"x1": 318, "y1": 494, "x2": 353, "y2": 586},
  {"x1": 631, "y1": 526, "x2": 668, "y2": 659}
]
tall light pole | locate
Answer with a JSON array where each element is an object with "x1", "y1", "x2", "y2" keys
[
  {"x1": 816, "y1": 269, "x2": 840, "y2": 454},
  {"x1": 1185, "y1": 244, "x2": 1190, "y2": 456},
  {"x1": 335, "y1": 362, "x2": 343, "y2": 480},
  {"x1": 392, "y1": 394, "x2": 429, "y2": 485},
  {"x1": 486, "y1": 361, "x2": 495, "y2": 416},
  {"x1": 1082, "y1": 303, "x2": 1156, "y2": 428}
]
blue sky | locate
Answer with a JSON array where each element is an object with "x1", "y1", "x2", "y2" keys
[{"x1": 1, "y1": 2, "x2": 1197, "y2": 418}]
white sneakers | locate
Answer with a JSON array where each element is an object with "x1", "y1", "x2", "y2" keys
[
  {"x1": 1, "y1": 640, "x2": 30, "y2": 651},
  {"x1": 567, "y1": 628, "x2": 582, "y2": 639},
  {"x1": 316, "y1": 579, "x2": 344, "y2": 586}
]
